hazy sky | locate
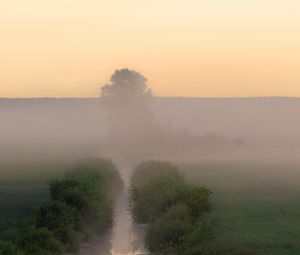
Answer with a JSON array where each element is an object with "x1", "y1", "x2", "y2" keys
[{"x1": 1, "y1": 0, "x2": 300, "y2": 98}]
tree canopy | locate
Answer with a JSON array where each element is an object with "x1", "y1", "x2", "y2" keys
[{"x1": 101, "y1": 68, "x2": 152, "y2": 101}]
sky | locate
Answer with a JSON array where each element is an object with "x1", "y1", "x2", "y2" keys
[{"x1": 0, "y1": 0, "x2": 300, "y2": 98}]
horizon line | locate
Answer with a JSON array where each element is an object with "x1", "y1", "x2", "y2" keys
[{"x1": 1, "y1": 96, "x2": 300, "y2": 100}]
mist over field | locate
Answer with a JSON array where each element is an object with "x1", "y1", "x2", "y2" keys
[
  {"x1": 1, "y1": 97, "x2": 300, "y2": 163},
  {"x1": 1, "y1": 0, "x2": 300, "y2": 253},
  {"x1": 1, "y1": 70, "x2": 300, "y2": 255}
]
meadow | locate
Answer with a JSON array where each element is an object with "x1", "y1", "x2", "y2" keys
[
  {"x1": 1, "y1": 159, "x2": 300, "y2": 254},
  {"x1": 0, "y1": 161, "x2": 77, "y2": 185},
  {"x1": 180, "y1": 160, "x2": 300, "y2": 255},
  {"x1": 0, "y1": 161, "x2": 71, "y2": 241},
  {"x1": 0, "y1": 159, "x2": 122, "y2": 254},
  {"x1": 0, "y1": 186, "x2": 49, "y2": 239}
]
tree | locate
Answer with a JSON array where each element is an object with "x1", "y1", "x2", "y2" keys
[
  {"x1": 100, "y1": 69, "x2": 162, "y2": 161},
  {"x1": 101, "y1": 68, "x2": 152, "y2": 103}
]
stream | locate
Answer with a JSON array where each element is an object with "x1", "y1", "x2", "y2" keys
[{"x1": 71, "y1": 166, "x2": 148, "y2": 255}]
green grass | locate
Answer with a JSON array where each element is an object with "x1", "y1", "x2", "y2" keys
[
  {"x1": 180, "y1": 160, "x2": 300, "y2": 255},
  {"x1": 0, "y1": 159, "x2": 123, "y2": 254},
  {"x1": 0, "y1": 185, "x2": 50, "y2": 238},
  {"x1": 0, "y1": 160, "x2": 76, "y2": 185},
  {"x1": 0, "y1": 160, "x2": 69, "y2": 239}
]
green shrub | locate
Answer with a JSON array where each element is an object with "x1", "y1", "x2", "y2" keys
[
  {"x1": 18, "y1": 227, "x2": 64, "y2": 255},
  {"x1": 182, "y1": 185, "x2": 211, "y2": 220},
  {"x1": 0, "y1": 240, "x2": 22, "y2": 255},
  {"x1": 131, "y1": 160, "x2": 211, "y2": 223},
  {"x1": 49, "y1": 159, "x2": 121, "y2": 232},
  {"x1": 131, "y1": 160, "x2": 184, "y2": 190},
  {"x1": 0, "y1": 158, "x2": 122, "y2": 255},
  {"x1": 145, "y1": 203, "x2": 194, "y2": 254},
  {"x1": 131, "y1": 175, "x2": 187, "y2": 222},
  {"x1": 63, "y1": 158, "x2": 123, "y2": 201},
  {"x1": 36, "y1": 201, "x2": 80, "y2": 250},
  {"x1": 130, "y1": 160, "x2": 212, "y2": 254},
  {"x1": 131, "y1": 160, "x2": 261, "y2": 255}
]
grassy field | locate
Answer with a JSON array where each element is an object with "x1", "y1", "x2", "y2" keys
[
  {"x1": 1, "y1": 159, "x2": 300, "y2": 254},
  {"x1": 0, "y1": 185, "x2": 50, "y2": 238},
  {"x1": 0, "y1": 161, "x2": 65, "y2": 239},
  {"x1": 180, "y1": 160, "x2": 300, "y2": 255},
  {"x1": 0, "y1": 160, "x2": 77, "y2": 185}
]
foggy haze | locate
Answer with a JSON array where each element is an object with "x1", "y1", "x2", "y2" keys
[
  {"x1": 1, "y1": 97, "x2": 300, "y2": 162},
  {"x1": 1, "y1": 70, "x2": 300, "y2": 255}
]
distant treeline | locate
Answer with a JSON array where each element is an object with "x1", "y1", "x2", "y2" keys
[
  {"x1": 0, "y1": 159, "x2": 122, "y2": 255},
  {"x1": 130, "y1": 160, "x2": 260, "y2": 255}
]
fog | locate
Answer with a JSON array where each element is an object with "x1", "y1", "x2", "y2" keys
[
  {"x1": 1, "y1": 69, "x2": 300, "y2": 254},
  {"x1": 1, "y1": 96, "x2": 300, "y2": 163}
]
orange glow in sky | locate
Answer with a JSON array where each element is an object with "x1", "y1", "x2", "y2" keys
[{"x1": 1, "y1": 0, "x2": 300, "y2": 97}]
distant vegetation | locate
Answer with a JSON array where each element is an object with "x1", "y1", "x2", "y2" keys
[
  {"x1": 130, "y1": 160, "x2": 260, "y2": 255},
  {"x1": 182, "y1": 160, "x2": 300, "y2": 255},
  {"x1": 2, "y1": 158, "x2": 300, "y2": 254},
  {"x1": 0, "y1": 161, "x2": 73, "y2": 185},
  {"x1": 0, "y1": 159, "x2": 122, "y2": 255}
]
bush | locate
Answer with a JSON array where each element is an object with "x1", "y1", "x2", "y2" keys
[
  {"x1": 18, "y1": 227, "x2": 64, "y2": 255},
  {"x1": 0, "y1": 158, "x2": 122, "y2": 255},
  {"x1": 145, "y1": 203, "x2": 194, "y2": 254},
  {"x1": 36, "y1": 201, "x2": 80, "y2": 249},
  {"x1": 183, "y1": 185, "x2": 211, "y2": 220},
  {"x1": 131, "y1": 160, "x2": 184, "y2": 190},
  {"x1": 131, "y1": 174, "x2": 187, "y2": 222},
  {"x1": 130, "y1": 160, "x2": 212, "y2": 254},
  {"x1": 0, "y1": 240, "x2": 22, "y2": 255},
  {"x1": 131, "y1": 161, "x2": 211, "y2": 222},
  {"x1": 49, "y1": 159, "x2": 121, "y2": 236},
  {"x1": 130, "y1": 160, "x2": 261, "y2": 255},
  {"x1": 131, "y1": 162, "x2": 211, "y2": 217}
]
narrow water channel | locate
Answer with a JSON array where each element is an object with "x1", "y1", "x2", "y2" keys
[
  {"x1": 71, "y1": 166, "x2": 148, "y2": 255},
  {"x1": 110, "y1": 182, "x2": 148, "y2": 255}
]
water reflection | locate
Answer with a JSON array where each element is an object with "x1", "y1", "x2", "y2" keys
[
  {"x1": 71, "y1": 170, "x2": 148, "y2": 255},
  {"x1": 110, "y1": 184, "x2": 148, "y2": 255}
]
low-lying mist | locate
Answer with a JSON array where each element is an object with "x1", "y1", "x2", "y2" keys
[
  {"x1": 1, "y1": 69, "x2": 300, "y2": 169},
  {"x1": 1, "y1": 69, "x2": 300, "y2": 255},
  {"x1": 1, "y1": 98, "x2": 300, "y2": 164}
]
